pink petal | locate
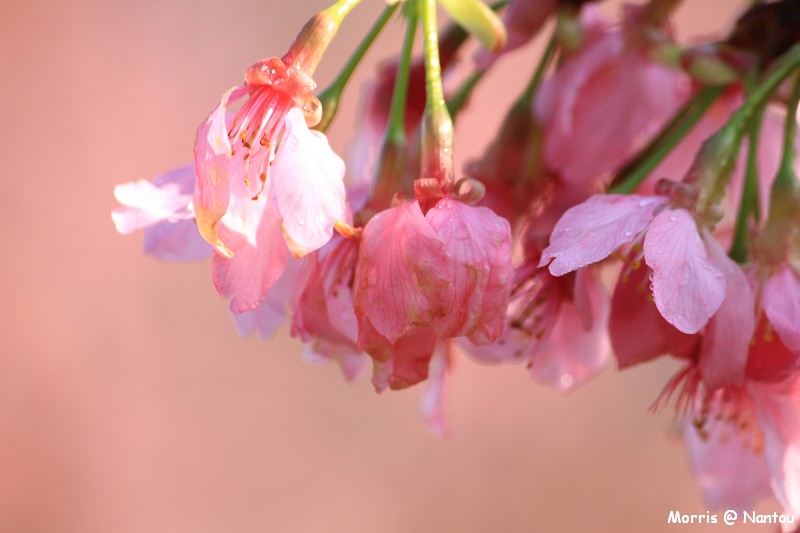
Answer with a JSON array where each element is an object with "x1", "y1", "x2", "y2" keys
[
  {"x1": 644, "y1": 208, "x2": 725, "y2": 334},
  {"x1": 365, "y1": 324, "x2": 438, "y2": 392},
  {"x1": 420, "y1": 344, "x2": 451, "y2": 437},
  {"x1": 271, "y1": 108, "x2": 346, "y2": 258},
  {"x1": 610, "y1": 262, "x2": 698, "y2": 369},
  {"x1": 193, "y1": 86, "x2": 247, "y2": 256},
  {"x1": 425, "y1": 199, "x2": 513, "y2": 344},
  {"x1": 354, "y1": 201, "x2": 450, "y2": 346},
  {"x1": 291, "y1": 241, "x2": 358, "y2": 349},
  {"x1": 212, "y1": 199, "x2": 288, "y2": 313},
  {"x1": 750, "y1": 377, "x2": 800, "y2": 516},
  {"x1": 233, "y1": 260, "x2": 300, "y2": 339},
  {"x1": 112, "y1": 165, "x2": 196, "y2": 235},
  {"x1": 143, "y1": 220, "x2": 211, "y2": 262},
  {"x1": 684, "y1": 400, "x2": 772, "y2": 511},
  {"x1": 302, "y1": 341, "x2": 366, "y2": 383},
  {"x1": 528, "y1": 267, "x2": 611, "y2": 392},
  {"x1": 539, "y1": 194, "x2": 667, "y2": 276},
  {"x1": 698, "y1": 232, "x2": 755, "y2": 389},
  {"x1": 763, "y1": 267, "x2": 800, "y2": 355},
  {"x1": 746, "y1": 316, "x2": 800, "y2": 383}
]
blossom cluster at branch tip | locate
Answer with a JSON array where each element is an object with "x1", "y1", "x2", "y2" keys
[{"x1": 113, "y1": 0, "x2": 800, "y2": 509}]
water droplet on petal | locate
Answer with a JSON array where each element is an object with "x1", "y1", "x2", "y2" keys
[
  {"x1": 298, "y1": 217, "x2": 306, "y2": 226},
  {"x1": 624, "y1": 230, "x2": 633, "y2": 237},
  {"x1": 560, "y1": 374, "x2": 574, "y2": 389}
]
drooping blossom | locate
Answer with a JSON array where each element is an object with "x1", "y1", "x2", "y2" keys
[
  {"x1": 539, "y1": 187, "x2": 757, "y2": 389},
  {"x1": 534, "y1": 5, "x2": 689, "y2": 190},
  {"x1": 195, "y1": 74, "x2": 346, "y2": 311},
  {"x1": 353, "y1": 197, "x2": 513, "y2": 390}
]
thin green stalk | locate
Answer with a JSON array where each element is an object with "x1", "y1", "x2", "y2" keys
[
  {"x1": 518, "y1": 31, "x2": 558, "y2": 107},
  {"x1": 729, "y1": 103, "x2": 766, "y2": 262},
  {"x1": 420, "y1": 0, "x2": 456, "y2": 190},
  {"x1": 447, "y1": 69, "x2": 486, "y2": 123},
  {"x1": 609, "y1": 86, "x2": 725, "y2": 194},
  {"x1": 777, "y1": 73, "x2": 800, "y2": 182},
  {"x1": 369, "y1": 11, "x2": 418, "y2": 206},
  {"x1": 315, "y1": 4, "x2": 399, "y2": 133},
  {"x1": 696, "y1": 45, "x2": 800, "y2": 211}
]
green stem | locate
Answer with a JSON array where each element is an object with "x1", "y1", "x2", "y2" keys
[
  {"x1": 696, "y1": 45, "x2": 800, "y2": 210},
  {"x1": 315, "y1": 4, "x2": 398, "y2": 133},
  {"x1": 777, "y1": 73, "x2": 800, "y2": 181},
  {"x1": 729, "y1": 103, "x2": 765, "y2": 262},
  {"x1": 420, "y1": 0, "x2": 456, "y2": 190},
  {"x1": 447, "y1": 69, "x2": 486, "y2": 123},
  {"x1": 385, "y1": 15, "x2": 418, "y2": 145},
  {"x1": 369, "y1": 11, "x2": 418, "y2": 207},
  {"x1": 609, "y1": 86, "x2": 725, "y2": 194},
  {"x1": 518, "y1": 31, "x2": 558, "y2": 107}
]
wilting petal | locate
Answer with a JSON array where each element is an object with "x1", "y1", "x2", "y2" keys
[
  {"x1": 365, "y1": 324, "x2": 438, "y2": 391},
  {"x1": 212, "y1": 199, "x2": 288, "y2": 313},
  {"x1": 763, "y1": 267, "x2": 800, "y2": 355},
  {"x1": 699, "y1": 233, "x2": 755, "y2": 389},
  {"x1": 684, "y1": 404, "x2": 772, "y2": 511},
  {"x1": 271, "y1": 108, "x2": 346, "y2": 258},
  {"x1": 539, "y1": 194, "x2": 667, "y2": 276},
  {"x1": 354, "y1": 201, "x2": 450, "y2": 346},
  {"x1": 528, "y1": 267, "x2": 610, "y2": 392},
  {"x1": 644, "y1": 208, "x2": 725, "y2": 334},
  {"x1": 420, "y1": 345, "x2": 451, "y2": 437},
  {"x1": 610, "y1": 262, "x2": 698, "y2": 368},
  {"x1": 426, "y1": 199, "x2": 513, "y2": 344},
  {"x1": 193, "y1": 87, "x2": 247, "y2": 256}
]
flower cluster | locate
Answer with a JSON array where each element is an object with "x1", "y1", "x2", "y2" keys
[{"x1": 113, "y1": 0, "x2": 800, "y2": 517}]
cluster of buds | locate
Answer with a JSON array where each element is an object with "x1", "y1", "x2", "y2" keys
[{"x1": 113, "y1": 0, "x2": 800, "y2": 516}]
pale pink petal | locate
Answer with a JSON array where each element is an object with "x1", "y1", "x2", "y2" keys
[
  {"x1": 698, "y1": 232, "x2": 755, "y2": 389},
  {"x1": 354, "y1": 201, "x2": 450, "y2": 346},
  {"x1": 302, "y1": 341, "x2": 366, "y2": 383},
  {"x1": 644, "y1": 208, "x2": 725, "y2": 334},
  {"x1": 684, "y1": 404, "x2": 772, "y2": 511},
  {"x1": 420, "y1": 344, "x2": 451, "y2": 437},
  {"x1": 271, "y1": 107, "x2": 346, "y2": 258},
  {"x1": 425, "y1": 199, "x2": 513, "y2": 344},
  {"x1": 112, "y1": 165, "x2": 196, "y2": 234},
  {"x1": 539, "y1": 194, "x2": 667, "y2": 276},
  {"x1": 212, "y1": 199, "x2": 288, "y2": 313},
  {"x1": 193, "y1": 86, "x2": 247, "y2": 255},
  {"x1": 143, "y1": 220, "x2": 211, "y2": 262},
  {"x1": 751, "y1": 378, "x2": 800, "y2": 516},
  {"x1": 610, "y1": 263, "x2": 698, "y2": 369},
  {"x1": 233, "y1": 260, "x2": 300, "y2": 339},
  {"x1": 528, "y1": 267, "x2": 611, "y2": 392},
  {"x1": 763, "y1": 267, "x2": 800, "y2": 355}
]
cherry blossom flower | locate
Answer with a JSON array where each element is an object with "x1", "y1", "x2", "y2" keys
[{"x1": 534, "y1": 6, "x2": 689, "y2": 190}]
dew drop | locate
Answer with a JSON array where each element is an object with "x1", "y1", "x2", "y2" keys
[
  {"x1": 559, "y1": 374, "x2": 574, "y2": 389},
  {"x1": 624, "y1": 230, "x2": 633, "y2": 237},
  {"x1": 298, "y1": 217, "x2": 306, "y2": 226}
]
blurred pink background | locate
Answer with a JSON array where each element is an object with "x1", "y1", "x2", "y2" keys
[{"x1": 0, "y1": 0, "x2": 780, "y2": 531}]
